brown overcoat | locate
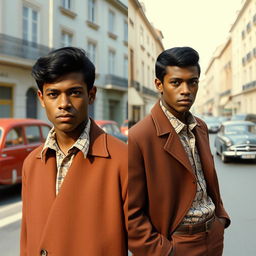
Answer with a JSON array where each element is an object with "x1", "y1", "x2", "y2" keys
[
  {"x1": 128, "y1": 101, "x2": 230, "y2": 256},
  {"x1": 20, "y1": 120, "x2": 128, "y2": 256}
]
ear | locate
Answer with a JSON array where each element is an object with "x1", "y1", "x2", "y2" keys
[
  {"x1": 88, "y1": 86, "x2": 97, "y2": 104},
  {"x1": 37, "y1": 90, "x2": 45, "y2": 108},
  {"x1": 155, "y1": 78, "x2": 163, "y2": 93}
]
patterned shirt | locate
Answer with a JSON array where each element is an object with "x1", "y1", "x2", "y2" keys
[
  {"x1": 160, "y1": 101, "x2": 215, "y2": 224},
  {"x1": 41, "y1": 119, "x2": 91, "y2": 195}
]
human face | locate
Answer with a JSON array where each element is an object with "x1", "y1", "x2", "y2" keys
[
  {"x1": 155, "y1": 66, "x2": 199, "y2": 121},
  {"x1": 38, "y1": 73, "x2": 96, "y2": 136}
]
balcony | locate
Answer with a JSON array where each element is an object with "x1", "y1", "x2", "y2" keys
[
  {"x1": 0, "y1": 33, "x2": 52, "y2": 61},
  {"x1": 104, "y1": 74, "x2": 128, "y2": 90},
  {"x1": 242, "y1": 80, "x2": 256, "y2": 91}
]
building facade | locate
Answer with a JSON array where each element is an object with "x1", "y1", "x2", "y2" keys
[
  {"x1": 128, "y1": 0, "x2": 164, "y2": 123},
  {"x1": 230, "y1": 0, "x2": 256, "y2": 114},
  {"x1": 0, "y1": 0, "x2": 128, "y2": 125}
]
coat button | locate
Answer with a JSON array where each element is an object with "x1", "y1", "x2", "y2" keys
[{"x1": 40, "y1": 249, "x2": 48, "y2": 256}]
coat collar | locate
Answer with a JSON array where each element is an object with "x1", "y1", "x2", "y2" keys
[
  {"x1": 150, "y1": 101, "x2": 207, "y2": 175},
  {"x1": 37, "y1": 118, "x2": 110, "y2": 161}
]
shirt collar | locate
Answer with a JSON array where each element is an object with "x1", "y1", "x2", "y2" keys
[
  {"x1": 160, "y1": 100, "x2": 197, "y2": 134},
  {"x1": 40, "y1": 119, "x2": 91, "y2": 159}
]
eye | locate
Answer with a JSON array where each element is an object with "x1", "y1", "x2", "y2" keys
[
  {"x1": 70, "y1": 90, "x2": 82, "y2": 96},
  {"x1": 190, "y1": 80, "x2": 199, "y2": 86},
  {"x1": 47, "y1": 92, "x2": 58, "y2": 98},
  {"x1": 170, "y1": 80, "x2": 180, "y2": 86}
]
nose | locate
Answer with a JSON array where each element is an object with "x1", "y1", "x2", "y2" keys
[
  {"x1": 58, "y1": 93, "x2": 71, "y2": 109},
  {"x1": 180, "y1": 82, "x2": 191, "y2": 95}
]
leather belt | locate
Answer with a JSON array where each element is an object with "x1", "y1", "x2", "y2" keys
[{"x1": 173, "y1": 215, "x2": 215, "y2": 235}]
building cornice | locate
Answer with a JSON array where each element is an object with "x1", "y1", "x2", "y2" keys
[{"x1": 229, "y1": 0, "x2": 251, "y2": 32}]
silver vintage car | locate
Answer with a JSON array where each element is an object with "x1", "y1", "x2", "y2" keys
[{"x1": 214, "y1": 121, "x2": 256, "y2": 163}]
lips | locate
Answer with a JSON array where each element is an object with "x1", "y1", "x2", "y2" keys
[
  {"x1": 56, "y1": 114, "x2": 74, "y2": 122},
  {"x1": 177, "y1": 99, "x2": 192, "y2": 103}
]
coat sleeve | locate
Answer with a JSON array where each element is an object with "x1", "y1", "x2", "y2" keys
[
  {"x1": 128, "y1": 133, "x2": 172, "y2": 256},
  {"x1": 20, "y1": 162, "x2": 27, "y2": 256}
]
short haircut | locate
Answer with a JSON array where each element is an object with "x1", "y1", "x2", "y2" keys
[
  {"x1": 31, "y1": 47, "x2": 95, "y2": 92},
  {"x1": 155, "y1": 47, "x2": 201, "y2": 82}
]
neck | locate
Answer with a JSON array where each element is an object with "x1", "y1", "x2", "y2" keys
[{"x1": 55, "y1": 121, "x2": 87, "y2": 154}]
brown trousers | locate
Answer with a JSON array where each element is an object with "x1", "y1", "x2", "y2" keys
[{"x1": 170, "y1": 218, "x2": 225, "y2": 256}]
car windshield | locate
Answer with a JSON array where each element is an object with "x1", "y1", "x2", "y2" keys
[
  {"x1": 231, "y1": 115, "x2": 246, "y2": 121},
  {"x1": 204, "y1": 117, "x2": 219, "y2": 123},
  {"x1": 225, "y1": 124, "x2": 256, "y2": 135}
]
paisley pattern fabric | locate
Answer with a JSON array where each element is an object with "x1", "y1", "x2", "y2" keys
[{"x1": 160, "y1": 101, "x2": 215, "y2": 224}]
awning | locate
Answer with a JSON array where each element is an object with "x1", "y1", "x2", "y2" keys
[{"x1": 128, "y1": 87, "x2": 144, "y2": 106}]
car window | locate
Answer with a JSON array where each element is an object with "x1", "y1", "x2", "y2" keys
[
  {"x1": 0, "y1": 129, "x2": 2, "y2": 140},
  {"x1": 112, "y1": 124, "x2": 120, "y2": 134},
  {"x1": 41, "y1": 125, "x2": 51, "y2": 140},
  {"x1": 5, "y1": 127, "x2": 24, "y2": 147},
  {"x1": 101, "y1": 124, "x2": 112, "y2": 134},
  {"x1": 225, "y1": 125, "x2": 256, "y2": 134},
  {"x1": 25, "y1": 126, "x2": 41, "y2": 144}
]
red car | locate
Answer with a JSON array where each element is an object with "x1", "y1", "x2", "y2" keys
[
  {"x1": 95, "y1": 120, "x2": 127, "y2": 143},
  {"x1": 0, "y1": 118, "x2": 51, "y2": 186},
  {"x1": 120, "y1": 120, "x2": 128, "y2": 137}
]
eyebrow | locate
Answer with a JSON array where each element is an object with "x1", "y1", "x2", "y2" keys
[{"x1": 45, "y1": 86, "x2": 84, "y2": 93}]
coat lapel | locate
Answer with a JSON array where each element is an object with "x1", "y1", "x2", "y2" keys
[{"x1": 151, "y1": 101, "x2": 193, "y2": 174}]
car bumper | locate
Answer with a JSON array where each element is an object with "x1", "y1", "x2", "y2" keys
[{"x1": 223, "y1": 151, "x2": 256, "y2": 159}]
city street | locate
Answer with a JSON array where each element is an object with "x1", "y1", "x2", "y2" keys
[{"x1": 1, "y1": 134, "x2": 256, "y2": 255}]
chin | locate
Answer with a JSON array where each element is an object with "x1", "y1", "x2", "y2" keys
[{"x1": 55, "y1": 123, "x2": 77, "y2": 133}]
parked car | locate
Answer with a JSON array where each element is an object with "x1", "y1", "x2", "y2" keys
[
  {"x1": 0, "y1": 118, "x2": 51, "y2": 186},
  {"x1": 231, "y1": 113, "x2": 256, "y2": 123},
  {"x1": 214, "y1": 121, "x2": 256, "y2": 163},
  {"x1": 203, "y1": 116, "x2": 221, "y2": 133},
  {"x1": 120, "y1": 119, "x2": 128, "y2": 137},
  {"x1": 95, "y1": 120, "x2": 127, "y2": 143}
]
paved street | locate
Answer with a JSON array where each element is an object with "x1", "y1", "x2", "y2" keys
[{"x1": 1, "y1": 134, "x2": 256, "y2": 255}]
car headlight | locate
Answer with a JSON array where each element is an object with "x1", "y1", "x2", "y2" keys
[{"x1": 225, "y1": 140, "x2": 233, "y2": 147}]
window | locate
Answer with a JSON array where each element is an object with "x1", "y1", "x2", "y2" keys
[
  {"x1": 23, "y1": 6, "x2": 39, "y2": 43},
  {"x1": 108, "y1": 10, "x2": 115, "y2": 33},
  {"x1": 140, "y1": 26, "x2": 144, "y2": 45},
  {"x1": 108, "y1": 50, "x2": 115, "y2": 75},
  {"x1": 0, "y1": 85, "x2": 13, "y2": 118},
  {"x1": 124, "y1": 20, "x2": 128, "y2": 42},
  {"x1": 123, "y1": 56, "x2": 128, "y2": 79},
  {"x1": 61, "y1": 31, "x2": 72, "y2": 47},
  {"x1": 88, "y1": 0, "x2": 96, "y2": 23},
  {"x1": 62, "y1": 0, "x2": 71, "y2": 9},
  {"x1": 25, "y1": 126, "x2": 41, "y2": 144},
  {"x1": 5, "y1": 127, "x2": 24, "y2": 147},
  {"x1": 87, "y1": 41, "x2": 97, "y2": 65},
  {"x1": 141, "y1": 61, "x2": 145, "y2": 85}
]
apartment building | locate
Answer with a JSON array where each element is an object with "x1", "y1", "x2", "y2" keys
[
  {"x1": 128, "y1": 0, "x2": 164, "y2": 123},
  {"x1": 198, "y1": 38, "x2": 232, "y2": 116},
  {"x1": 0, "y1": 0, "x2": 128, "y2": 124},
  {"x1": 230, "y1": 0, "x2": 256, "y2": 114}
]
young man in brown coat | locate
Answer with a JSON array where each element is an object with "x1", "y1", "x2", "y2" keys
[
  {"x1": 20, "y1": 47, "x2": 128, "y2": 256},
  {"x1": 128, "y1": 47, "x2": 230, "y2": 256}
]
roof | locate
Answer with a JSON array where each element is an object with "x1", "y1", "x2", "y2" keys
[
  {"x1": 0, "y1": 118, "x2": 50, "y2": 129},
  {"x1": 222, "y1": 120, "x2": 255, "y2": 126}
]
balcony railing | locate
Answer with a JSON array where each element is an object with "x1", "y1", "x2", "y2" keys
[
  {"x1": 104, "y1": 74, "x2": 128, "y2": 89},
  {"x1": 0, "y1": 33, "x2": 52, "y2": 60},
  {"x1": 242, "y1": 80, "x2": 256, "y2": 91}
]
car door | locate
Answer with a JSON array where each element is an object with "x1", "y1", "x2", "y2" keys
[{"x1": 0, "y1": 125, "x2": 27, "y2": 184}]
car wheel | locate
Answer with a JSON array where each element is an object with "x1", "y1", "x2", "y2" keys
[{"x1": 221, "y1": 153, "x2": 229, "y2": 163}]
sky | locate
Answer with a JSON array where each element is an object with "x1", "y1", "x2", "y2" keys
[{"x1": 141, "y1": 0, "x2": 243, "y2": 75}]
